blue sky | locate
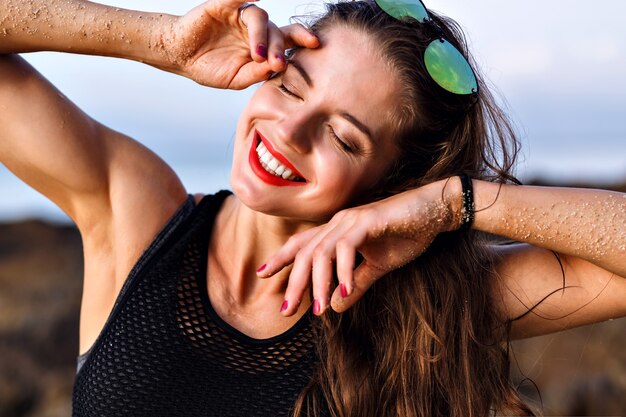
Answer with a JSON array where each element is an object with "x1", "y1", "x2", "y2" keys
[{"x1": 1, "y1": 0, "x2": 625, "y2": 220}]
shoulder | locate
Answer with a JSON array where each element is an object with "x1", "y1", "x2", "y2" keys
[{"x1": 193, "y1": 193, "x2": 205, "y2": 205}]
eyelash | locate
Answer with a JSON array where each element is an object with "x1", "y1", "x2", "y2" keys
[
  {"x1": 326, "y1": 125, "x2": 353, "y2": 153},
  {"x1": 278, "y1": 82, "x2": 355, "y2": 153},
  {"x1": 278, "y1": 83, "x2": 296, "y2": 97}
]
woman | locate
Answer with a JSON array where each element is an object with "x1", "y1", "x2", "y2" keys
[{"x1": 1, "y1": 0, "x2": 624, "y2": 416}]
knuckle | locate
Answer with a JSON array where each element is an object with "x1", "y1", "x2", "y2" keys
[
  {"x1": 293, "y1": 250, "x2": 311, "y2": 265},
  {"x1": 285, "y1": 235, "x2": 302, "y2": 250},
  {"x1": 333, "y1": 209, "x2": 348, "y2": 221},
  {"x1": 312, "y1": 243, "x2": 331, "y2": 260},
  {"x1": 254, "y1": 7, "x2": 269, "y2": 20},
  {"x1": 336, "y1": 237, "x2": 352, "y2": 251}
]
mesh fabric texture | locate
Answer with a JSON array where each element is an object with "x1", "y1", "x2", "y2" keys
[{"x1": 72, "y1": 191, "x2": 320, "y2": 417}]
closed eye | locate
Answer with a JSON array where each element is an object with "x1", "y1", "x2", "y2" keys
[
  {"x1": 327, "y1": 125, "x2": 354, "y2": 153},
  {"x1": 278, "y1": 83, "x2": 299, "y2": 98}
]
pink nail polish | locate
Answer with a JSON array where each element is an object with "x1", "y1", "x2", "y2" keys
[
  {"x1": 313, "y1": 299, "x2": 320, "y2": 315},
  {"x1": 340, "y1": 283, "x2": 348, "y2": 298},
  {"x1": 280, "y1": 300, "x2": 288, "y2": 313},
  {"x1": 275, "y1": 53, "x2": 286, "y2": 65},
  {"x1": 256, "y1": 44, "x2": 267, "y2": 58},
  {"x1": 256, "y1": 264, "x2": 267, "y2": 273}
]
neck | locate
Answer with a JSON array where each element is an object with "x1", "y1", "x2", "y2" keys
[{"x1": 209, "y1": 194, "x2": 317, "y2": 310}]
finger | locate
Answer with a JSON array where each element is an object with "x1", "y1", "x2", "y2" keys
[
  {"x1": 315, "y1": 217, "x2": 364, "y2": 297},
  {"x1": 227, "y1": 61, "x2": 273, "y2": 90},
  {"x1": 257, "y1": 226, "x2": 322, "y2": 277},
  {"x1": 307, "y1": 219, "x2": 361, "y2": 314},
  {"x1": 278, "y1": 226, "x2": 338, "y2": 316},
  {"x1": 240, "y1": 5, "x2": 270, "y2": 61},
  {"x1": 335, "y1": 238, "x2": 356, "y2": 298},
  {"x1": 311, "y1": 244, "x2": 335, "y2": 315},
  {"x1": 280, "y1": 23, "x2": 320, "y2": 50},
  {"x1": 330, "y1": 260, "x2": 386, "y2": 313},
  {"x1": 281, "y1": 251, "x2": 314, "y2": 316},
  {"x1": 266, "y1": 23, "x2": 287, "y2": 72},
  {"x1": 220, "y1": 0, "x2": 260, "y2": 12}
]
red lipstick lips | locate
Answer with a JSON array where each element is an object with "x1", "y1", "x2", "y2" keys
[{"x1": 248, "y1": 130, "x2": 307, "y2": 187}]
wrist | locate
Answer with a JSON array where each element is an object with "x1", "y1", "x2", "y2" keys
[
  {"x1": 146, "y1": 14, "x2": 180, "y2": 71},
  {"x1": 441, "y1": 176, "x2": 465, "y2": 232}
]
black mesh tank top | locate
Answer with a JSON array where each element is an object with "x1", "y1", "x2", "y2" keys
[{"x1": 72, "y1": 191, "x2": 322, "y2": 417}]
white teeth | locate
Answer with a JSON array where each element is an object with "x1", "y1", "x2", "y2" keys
[{"x1": 255, "y1": 140, "x2": 303, "y2": 182}]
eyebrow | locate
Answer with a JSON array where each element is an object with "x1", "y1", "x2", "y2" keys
[
  {"x1": 288, "y1": 59, "x2": 375, "y2": 144},
  {"x1": 340, "y1": 112, "x2": 373, "y2": 143},
  {"x1": 289, "y1": 60, "x2": 313, "y2": 88}
]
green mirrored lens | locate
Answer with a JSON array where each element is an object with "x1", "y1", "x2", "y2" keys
[
  {"x1": 424, "y1": 39, "x2": 477, "y2": 95},
  {"x1": 375, "y1": 0, "x2": 429, "y2": 22}
]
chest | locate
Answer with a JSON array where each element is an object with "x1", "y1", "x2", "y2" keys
[{"x1": 74, "y1": 216, "x2": 318, "y2": 416}]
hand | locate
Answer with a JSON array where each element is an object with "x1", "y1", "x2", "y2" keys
[
  {"x1": 154, "y1": 0, "x2": 320, "y2": 89},
  {"x1": 258, "y1": 179, "x2": 463, "y2": 315}
]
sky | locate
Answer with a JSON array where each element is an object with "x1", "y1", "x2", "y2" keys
[{"x1": 1, "y1": 0, "x2": 625, "y2": 221}]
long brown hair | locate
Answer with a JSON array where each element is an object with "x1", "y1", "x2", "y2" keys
[{"x1": 290, "y1": 2, "x2": 535, "y2": 416}]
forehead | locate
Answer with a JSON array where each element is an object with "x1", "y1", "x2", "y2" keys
[{"x1": 291, "y1": 26, "x2": 402, "y2": 143}]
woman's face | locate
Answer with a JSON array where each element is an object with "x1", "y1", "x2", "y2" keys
[{"x1": 231, "y1": 25, "x2": 402, "y2": 222}]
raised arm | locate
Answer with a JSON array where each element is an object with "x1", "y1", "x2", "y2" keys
[
  {"x1": 0, "y1": 0, "x2": 318, "y2": 88},
  {"x1": 260, "y1": 178, "x2": 626, "y2": 339},
  {"x1": 0, "y1": 0, "x2": 319, "y2": 223},
  {"x1": 470, "y1": 180, "x2": 626, "y2": 338},
  {"x1": 0, "y1": 0, "x2": 319, "y2": 351}
]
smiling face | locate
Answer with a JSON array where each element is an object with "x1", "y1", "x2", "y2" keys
[{"x1": 231, "y1": 25, "x2": 403, "y2": 222}]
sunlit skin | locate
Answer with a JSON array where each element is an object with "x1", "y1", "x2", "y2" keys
[
  {"x1": 231, "y1": 26, "x2": 400, "y2": 220},
  {"x1": 208, "y1": 26, "x2": 402, "y2": 335},
  {"x1": 1, "y1": 0, "x2": 624, "y2": 353}
]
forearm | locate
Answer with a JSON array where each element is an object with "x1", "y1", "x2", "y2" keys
[
  {"x1": 0, "y1": 0, "x2": 174, "y2": 66},
  {"x1": 466, "y1": 180, "x2": 626, "y2": 277}
]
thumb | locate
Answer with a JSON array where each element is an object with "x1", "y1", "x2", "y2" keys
[
  {"x1": 228, "y1": 61, "x2": 273, "y2": 90},
  {"x1": 330, "y1": 260, "x2": 386, "y2": 313}
]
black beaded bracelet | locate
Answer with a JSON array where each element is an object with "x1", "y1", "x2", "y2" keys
[{"x1": 458, "y1": 173, "x2": 475, "y2": 231}]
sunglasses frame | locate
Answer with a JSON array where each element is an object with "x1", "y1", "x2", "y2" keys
[{"x1": 372, "y1": 0, "x2": 479, "y2": 96}]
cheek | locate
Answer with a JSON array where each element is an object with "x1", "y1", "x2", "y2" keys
[
  {"x1": 315, "y1": 152, "x2": 372, "y2": 200},
  {"x1": 246, "y1": 83, "x2": 284, "y2": 113}
]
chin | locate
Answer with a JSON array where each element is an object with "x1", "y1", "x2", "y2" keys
[{"x1": 230, "y1": 175, "x2": 340, "y2": 223}]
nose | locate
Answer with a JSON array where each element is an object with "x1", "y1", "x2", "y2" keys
[{"x1": 274, "y1": 109, "x2": 318, "y2": 154}]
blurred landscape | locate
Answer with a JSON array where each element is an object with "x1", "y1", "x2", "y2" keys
[{"x1": 0, "y1": 178, "x2": 624, "y2": 416}]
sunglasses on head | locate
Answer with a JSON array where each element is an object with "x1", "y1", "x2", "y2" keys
[{"x1": 372, "y1": 0, "x2": 478, "y2": 96}]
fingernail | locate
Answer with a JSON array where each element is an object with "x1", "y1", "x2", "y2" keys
[
  {"x1": 280, "y1": 300, "x2": 288, "y2": 313},
  {"x1": 313, "y1": 299, "x2": 320, "y2": 315},
  {"x1": 256, "y1": 44, "x2": 267, "y2": 58},
  {"x1": 256, "y1": 264, "x2": 267, "y2": 273},
  {"x1": 275, "y1": 53, "x2": 286, "y2": 65},
  {"x1": 340, "y1": 283, "x2": 348, "y2": 298}
]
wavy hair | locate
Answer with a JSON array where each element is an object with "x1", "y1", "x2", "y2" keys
[{"x1": 289, "y1": 2, "x2": 534, "y2": 416}]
